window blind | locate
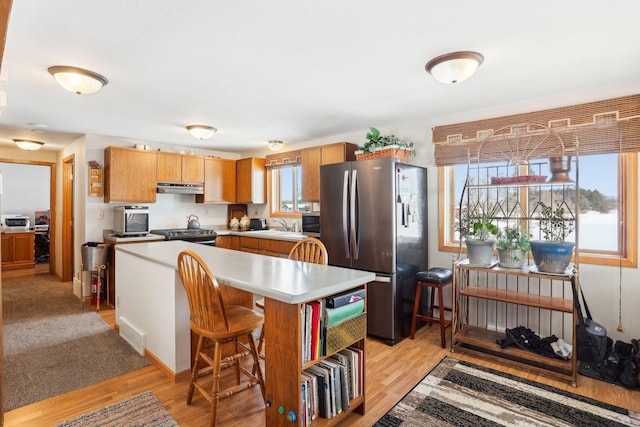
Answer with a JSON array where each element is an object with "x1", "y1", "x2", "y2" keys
[{"x1": 433, "y1": 94, "x2": 640, "y2": 166}]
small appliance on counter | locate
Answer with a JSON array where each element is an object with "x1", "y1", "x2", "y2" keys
[
  {"x1": 1, "y1": 214, "x2": 31, "y2": 230},
  {"x1": 113, "y1": 206, "x2": 150, "y2": 237},
  {"x1": 150, "y1": 228, "x2": 217, "y2": 246},
  {"x1": 249, "y1": 218, "x2": 268, "y2": 231}
]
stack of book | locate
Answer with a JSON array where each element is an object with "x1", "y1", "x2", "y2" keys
[
  {"x1": 299, "y1": 288, "x2": 366, "y2": 423},
  {"x1": 301, "y1": 288, "x2": 365, "y2": 363},
  {"x1": 301, "y1": 346, "x2": 364, "y2": 423}
]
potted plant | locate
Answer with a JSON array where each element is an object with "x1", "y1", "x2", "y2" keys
[
  {"x1": 456, "y1": 204, "x2": 499, "y2": 266},
  {"x1": 530, "y1": 201, "x2": 575, "y2": 273},
  {"x1": 355, "y1": 127, "x2": 416, "y2": 162},
  {"x1": 496, "y1": 225, "x2": 531, "y2": 268}
]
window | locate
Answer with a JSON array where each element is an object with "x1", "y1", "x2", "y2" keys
[
  {"x1": 439, "y1": 153, "x2": 637, "y2": 267},
  {"x1": 270, "y1": 166, "x2": 311, "y2": 216}
]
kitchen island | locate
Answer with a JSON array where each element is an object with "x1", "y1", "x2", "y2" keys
[{"x1": 115, "y1": 240, "x2": 374, "y2": 425}]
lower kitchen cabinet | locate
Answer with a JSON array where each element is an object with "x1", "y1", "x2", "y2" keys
[
  {"x1": 1, "y1": 231, "x2": 35, "y2": 271},
  {"x1": 237, "y1": 236, "x2": 295, "y2": 257}
]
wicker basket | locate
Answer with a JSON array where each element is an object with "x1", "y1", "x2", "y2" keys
[
  {"x1": 355, "y1": 146, "x2": 411, "y2": 163},
  {"x1": 325, "y1": 311, "x2": 366, "y2": 355}
]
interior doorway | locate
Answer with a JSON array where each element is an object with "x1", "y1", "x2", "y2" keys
[{"x1": 62, "y1": 155, "x2": 74, "y2": 282}]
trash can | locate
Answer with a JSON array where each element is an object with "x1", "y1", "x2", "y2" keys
[{"x1": 81, "y1": 243, "x2": 109, "y2": 270}]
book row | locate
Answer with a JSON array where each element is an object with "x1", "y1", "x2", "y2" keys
[
  {"x1": 301, "y1": 288, "x2": 365, "y2": 363},
  {"x1": 300, "y1": 346, "x2": 364, "y2": 425}
]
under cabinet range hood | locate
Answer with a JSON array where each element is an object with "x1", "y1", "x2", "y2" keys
[{"x1": 156, "y1": 182, "x2": 204, "y2": 195}]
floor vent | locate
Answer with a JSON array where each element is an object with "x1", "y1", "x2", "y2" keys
[{"x1": 119, "y1": 317, "x2": 145, "y2": 355}]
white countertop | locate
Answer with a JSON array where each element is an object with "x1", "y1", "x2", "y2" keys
[
  {"x1": 104, "y1": 233, "x2": 166, "y2": 243},
  {"x1": 116, "y1": 240, "x2": 375, "y2": 304}
]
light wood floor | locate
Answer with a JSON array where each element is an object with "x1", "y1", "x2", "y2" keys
[{"x1": 4, "y1": 302, "x2": 640, "y2": 427}]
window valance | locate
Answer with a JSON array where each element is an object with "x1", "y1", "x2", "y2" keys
[
  {"x1": 432, "y1": 94, "x2": 640, "y2": 166},
  {"x1": 265, "y1": 149, "x2": 302, "y2": 169}
]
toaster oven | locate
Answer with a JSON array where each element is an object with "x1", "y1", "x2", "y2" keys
[{"x1": 113, "y1": 206, "x2": 150, "y2": 236}]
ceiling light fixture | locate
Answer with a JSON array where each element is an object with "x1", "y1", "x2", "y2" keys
[
  {"x1": 267, "y1": 140, "x2": 284, "y2": 151},
  {"x1": 186, "y1": 125, "x2": 217, "y2": 140},
  {"x1": 13, "y1": 139, "x2": 45, "y2": 151},
  {"x1": 425, "y1": 51, "x2": 484, "y2": 84},
  {"x1": 48, "y1": 66, "x2": 108, "y2": 94}
]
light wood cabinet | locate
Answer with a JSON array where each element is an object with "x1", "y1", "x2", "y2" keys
[
  {"x1": 237, "y1": 236, "x2": 295, "y2": 258},
  {"x1": 104, "y1": 146, "x2": 157, "y2": 203},
  {"x1": 196, "y1": 157, "x2": 236, "y2": 204},
  {"x1": 214, "y1": 235, "x2": 239, "y2": 250},
  {"x1": 157, "y1": 152, "x2": 204, "y2": 184},
  {"x1": 302, "y1": 142, "x2": 358, "y2": 202},
  {"x1": 236, "y1": 157, "x2": 266, "y2": 204},
  {"x1": 1, "y1": 232, "x2": 35, "y2": 271}
]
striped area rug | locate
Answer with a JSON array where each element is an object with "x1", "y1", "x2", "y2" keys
[
  {"x1": 375, "y1": 357, "x2": 640, "y2": 426},
  {"x1": 53, "y1": 391, "x2": 178, "y2": 427}
]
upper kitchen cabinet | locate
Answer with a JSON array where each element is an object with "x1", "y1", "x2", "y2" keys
[
  {"x1": 301, "y1": 142, "x2": 357, "y2": 202},
  {"x1": 236, "y1": 157, "x2": 266, "y2": 204},
  {"x1": 104, "y1": 146, "x2": 157, "y2": 203},
  {"x1": 157, "y1": 152, "x2": 204, "y2": 184},
  {"x1": 196, "y1": 157, "x2": 237, "y2": 204}
]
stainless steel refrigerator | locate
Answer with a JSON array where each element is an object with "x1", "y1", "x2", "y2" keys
[{"x1": 320, "y1": 158, "x2": 428, "y2": 345}]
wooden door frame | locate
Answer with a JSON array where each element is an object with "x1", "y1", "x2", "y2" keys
[{"x1": 62, "y1": 155, "x2": 74, "y2": 282}]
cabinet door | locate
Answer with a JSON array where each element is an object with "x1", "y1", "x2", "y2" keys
[
  {"x1": 259, "y1": 238, "x2": 295, "y2": 258},
  {"x1": 104, "y1": 147, "x2": 157, "y2": 203},
  {"x1": 236, "y1": 158, "x2": 265, "y2": 204},
  {"x1": 1, "y1": 235, "x2": 13, "y2": 264},
  {"x1": 13, "y1": 233, "x2": 34, "y2": 263},
  {"x1": 157, "y1": 152, "x2": 182, "y2": 183},
  {"x1": 215, "y1": 235, "x2": 239, "y2": 250},
  {"x1": 197, "y1": 158, "x2": 236, "y2": 203},
  {"x1": 182, "y1": 155, "x2": 205, "y2": 183},
  {"x1": 301, "y1": 147, "x2": 322, "y2": 202}
]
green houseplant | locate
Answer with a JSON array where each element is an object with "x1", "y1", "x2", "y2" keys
[
  {"x1": 496, "y1": 225, "x2": 531, "y2": 268},
  {"x1": 530, "y1": 201, "x2": 575, "y2": 273},
  {"x1": 357, "y1": 127, "x2": 416, "y2": 160},
  {"x1": 456, "y1": 204, "x2": 499, "y2": 266}
]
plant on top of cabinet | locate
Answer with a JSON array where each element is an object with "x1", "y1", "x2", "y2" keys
[{"x1": 355, "y1": 127, "x2": 416, "y2": 162}]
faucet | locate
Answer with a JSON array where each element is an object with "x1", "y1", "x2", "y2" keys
[{"x1": 272, "y1": 218, "x2": 288, "y2": 231}]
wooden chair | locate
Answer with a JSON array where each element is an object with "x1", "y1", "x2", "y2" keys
[
  {"x1": 177, "y1": 250, "x2": 265, "y2": 427},
  {"x1": 255, "y1": 237, "x2": 328, "y2": 359}
]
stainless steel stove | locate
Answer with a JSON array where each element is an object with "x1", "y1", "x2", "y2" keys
[{"x1": 150, "y1": 228, "x2": 217, "y2": 245}]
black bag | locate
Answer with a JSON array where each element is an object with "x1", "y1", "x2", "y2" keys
[{"x1": 572, "y1": 278, "x2": 608, "y2": 364}]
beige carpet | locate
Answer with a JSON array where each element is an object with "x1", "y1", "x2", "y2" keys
[{"x1": 2, "y1": 275, "x2": 151, "y2": 411}]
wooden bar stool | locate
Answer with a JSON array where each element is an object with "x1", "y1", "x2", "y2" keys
[{"x1": 410, "y1": 267, "x2": 453, "y2": 348}]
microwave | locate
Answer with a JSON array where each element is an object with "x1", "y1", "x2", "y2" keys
[
  {"x1": 113, "y1": 206, "x2": 150, "y2": 236},
  {"x1": 301, "y1": 212, "x2": 320, "y2": 237}
]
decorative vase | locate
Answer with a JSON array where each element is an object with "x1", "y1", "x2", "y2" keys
[
  {"x1": 529, "y1": 240, "x2": 575, "y2": 273},
  {"x1": 496, "y1": 248, "x2": 527, "y2": 269},
  {"x1": 548, "y1": 156, "x2": 573, "y2": 183},
  {"x1": 465, "y1": 239, "x2": 496, "y2": 266}
]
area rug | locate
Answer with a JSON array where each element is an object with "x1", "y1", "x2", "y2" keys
[
  {"x1": 375, "y1": 356, "x2": 640, "y2": 426},
  {"x1": 53, "y1": 391, "x2": 178, "y2": 427},
  {"x1": 2, "y1": 275, "x2": 151, "y2": 411}
]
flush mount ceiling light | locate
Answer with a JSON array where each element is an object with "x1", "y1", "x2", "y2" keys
[
  {"x1": 186, "y1": 125, "x2": 217, "y2": 140},
  {"x1": 13, "y1": 139, "x2": 44, "y2": 151},
  {"x1": 267, "y1": 140, "x2": 284, "y2": 151},
  {"x1": 425, "y1": 51, "x2": 484, "y2": 84},
  {"x1": 48, "y1": 66, "x2": 108, "y2": 94}
]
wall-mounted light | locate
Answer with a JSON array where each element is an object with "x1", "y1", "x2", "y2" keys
[
  {"x1": 186, "y1": 125, "x2": 217, "y2": 140},
  {"x1": 267, "y1": 140, "x2": 284, "y2": 151},
  {"x1": 425, "y1": 51, "x2": 484, "y2": 84},
  {"x1": 13, "y1": 139, "x2": 45, "y2": 150},
  {"x1": 48, "y1": 66, "x2": 108, "y2": 94}
]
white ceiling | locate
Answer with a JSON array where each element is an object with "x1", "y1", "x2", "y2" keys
[{"x1": 1, "y1": 0, "x2": 640, "y2": 153}]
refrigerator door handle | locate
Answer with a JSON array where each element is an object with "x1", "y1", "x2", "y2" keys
[
  {"x1": 350, "y1": 169, "x2": 359, "y2": 260},
  {"x1": 342, "y1": 170, "x2": 350, "y2": 258}
]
